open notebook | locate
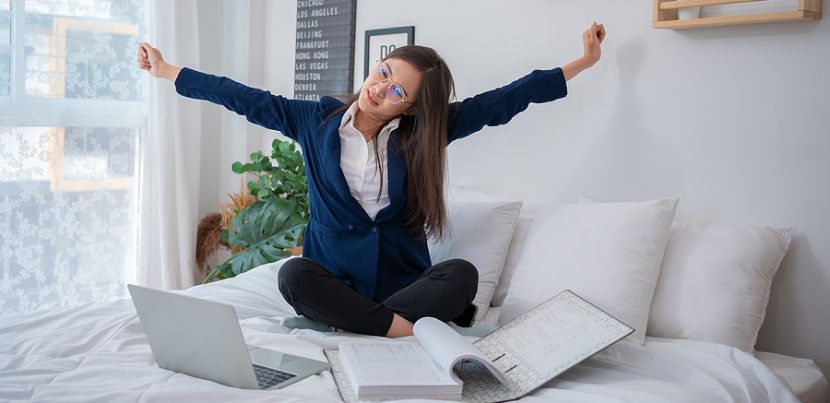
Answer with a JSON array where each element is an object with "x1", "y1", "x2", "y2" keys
[{"x1": 326, "y1": 290, "x2": 634, "y2": 402}]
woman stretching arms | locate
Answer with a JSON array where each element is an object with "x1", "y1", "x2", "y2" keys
[{"x1": 138, "y1": 22, "x2": 606, "y2": 337}]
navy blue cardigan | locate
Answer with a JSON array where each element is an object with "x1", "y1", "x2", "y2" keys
[{"x1": 175, "y1": 67, "x2": 567, "y2": 301}]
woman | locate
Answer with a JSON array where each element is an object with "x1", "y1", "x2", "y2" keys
[{"x1": 138, "y1": 22, "x2": 606, "y2": 338}]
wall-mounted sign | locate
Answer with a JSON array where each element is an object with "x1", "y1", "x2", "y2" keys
[
  {"x1": 294, "y1": 0, "x2": 356, "y2": 101},
  {"x1": 363, "y1": 27, "x2": 415, "y2": 80}
]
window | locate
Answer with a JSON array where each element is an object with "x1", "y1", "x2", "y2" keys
[
  {"x1": 0, "y1": 0, "x2": 145, "y2": 313},
  {"x1": 1, "y1": 0, "x2": 9, "y2": 96}
]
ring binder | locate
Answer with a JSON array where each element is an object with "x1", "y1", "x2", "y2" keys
[{"x1": 327, "y1": 290, "x2": 634, "y2": 402}]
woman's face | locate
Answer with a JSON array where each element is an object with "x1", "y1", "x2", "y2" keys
[{"x1": 357, "y1": 57, "x2": 422, "y2": 122}]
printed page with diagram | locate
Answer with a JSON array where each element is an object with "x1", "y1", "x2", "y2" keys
[{"x1": 473, "y1": 290, "x2": 635, "y2": 397}]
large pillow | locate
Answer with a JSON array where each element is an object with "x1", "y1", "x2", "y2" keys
[
  {"x1": 428, "y1": 198, "x2": 523, "y2": 324},
  {"x1": 498, "y1": 197, "x2": 679, "y2": 345},
  {"x1": 646, "y1": 222, "x2": 791, "y2": 353},
  {"x1": 491, "y1": 201, "x2": 542, "y2": 308},
  {"x1": 446, "y1": 186, "x2": 536, "y2": 309}
]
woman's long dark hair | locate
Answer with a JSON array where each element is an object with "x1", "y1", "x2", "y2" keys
[{"x1": 326, "y1": 45, "x2": 455, "y2": 241}]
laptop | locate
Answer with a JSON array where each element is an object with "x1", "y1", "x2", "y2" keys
[{"x1": 128, "y1": 284, "x2": 330, "y2": 390}]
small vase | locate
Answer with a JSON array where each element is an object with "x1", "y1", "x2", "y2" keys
[{"x1": 678, "y1": 6, "x2": 701, "y2": 20}]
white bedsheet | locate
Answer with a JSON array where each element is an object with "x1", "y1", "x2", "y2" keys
[{"x1": 0, "y1": 260, "x2": 804, "y2": 403}]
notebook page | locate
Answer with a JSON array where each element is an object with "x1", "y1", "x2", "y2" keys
[
  {"x1": 499, "y1": 302, "x2": 610, "y2": 373},
  {"x1": 413, "y1": 318, "x2": 481, "y2": 379},
  {"x1": 474, "y1": 290, "x2": 634, "y2": 397},
  {"x1": 338, "y1": 342, "x2": 459, "y2": 387}
]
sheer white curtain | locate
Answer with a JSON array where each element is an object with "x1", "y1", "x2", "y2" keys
[
  {"x1": 0, "y1": 0, "x2": 146, "y2": 312},
  {"x1": 137, "y1": 0, "x2": 202, "y2": 290}
]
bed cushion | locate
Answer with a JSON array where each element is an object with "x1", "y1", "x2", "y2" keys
[
  {"x1": 447, "y1": 186, "x2": 539, "y2": 310},
  {"x1": 646, "y1": 222, "x2": 791, "y2": 353},
  {"x1": 428, "y1": 199, "x2": 523, "y2": 324},
  {"x1": 498, "y1": 197, "x2": 679, "y2": 345}
]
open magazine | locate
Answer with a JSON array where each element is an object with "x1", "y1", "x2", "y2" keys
[{"x1": 326, "y1": 290, "x2": 634, "y2": 402}]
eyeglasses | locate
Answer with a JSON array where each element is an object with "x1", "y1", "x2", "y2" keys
[{"x1": 371, "y1": 61, "x2": 413, "y2": 104}]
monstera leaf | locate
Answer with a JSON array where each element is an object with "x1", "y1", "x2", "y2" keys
[{"x1": 205, "y1": 197, "x2": 307, "y2": 282}]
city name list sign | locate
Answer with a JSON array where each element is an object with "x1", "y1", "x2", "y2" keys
[{"x1": 294, "y1": 0, "x2": 357, "y2": 102}]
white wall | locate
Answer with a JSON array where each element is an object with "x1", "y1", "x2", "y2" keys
[
  {"x1": 198, "y1": 0, "x2": 830, "y2": 386},
  {"x1": 196, "y1": 0, "x2": 295, "y2": 222}
]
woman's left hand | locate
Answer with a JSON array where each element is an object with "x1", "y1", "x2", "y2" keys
[
  {"x1": 562, "y1": 22, "x2": 606, "y2": 81},
  {"x1": 582, "y1": 22, "x2": 606, "y2": 67}
]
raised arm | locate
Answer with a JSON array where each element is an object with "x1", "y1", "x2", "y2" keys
[
  {"x1": 446, "y1": 22, "x2": 606, "y2": 142},
  {"x1": 138, "y1": 42, "x2": 181, "y2": 82},
  {"x1": 561, "y1": 22, "x2": 606, "y2": 82},
  {"x1": 136, "y1": 43, "x2": 326, "y2": 142}
]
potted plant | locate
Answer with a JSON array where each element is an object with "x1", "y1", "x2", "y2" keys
[{"x1": 197, "y1": 139, "x2": 309, "y2": 283}]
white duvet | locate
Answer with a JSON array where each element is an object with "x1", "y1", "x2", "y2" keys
[{"x1": 0, "y1": 261, "x2": 800, "y2": 403}]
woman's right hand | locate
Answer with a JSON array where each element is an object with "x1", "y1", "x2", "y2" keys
[{"x1": 138, "y1": 42, "x2": 181, "y2": 82}]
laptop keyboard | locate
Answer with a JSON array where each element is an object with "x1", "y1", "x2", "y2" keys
[{"x1": 253, "y1": 364, "x2": 297, "y2": 389}]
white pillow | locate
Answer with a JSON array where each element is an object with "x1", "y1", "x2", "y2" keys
[
  {"x1": 498, "y1": 197, "x2": 679, "y2": 345},
  {"x1": 428, "y1": 199, "x2": 523, "y2": 324},
  {"x1": 446, "y1": 186, "x2": 536, "y2": 309},
  {"x1": 492, "y1": 201, "x2": 542, "y2": 308},
  {"x1": 646, "y1": 222, "x2": 791, "y2": 352}
]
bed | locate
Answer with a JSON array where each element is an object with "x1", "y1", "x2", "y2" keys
[{"x1": 0, "y1": 187, "x2": 826, "y2": 403}]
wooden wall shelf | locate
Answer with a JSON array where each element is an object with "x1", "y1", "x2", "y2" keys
[{"x1": 654, "y1": 0, "x2": 822, "y2": 29}]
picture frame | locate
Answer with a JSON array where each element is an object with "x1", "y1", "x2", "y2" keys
[{"x1": 363, "y1": 26, "x2": 415, "y2": 80}]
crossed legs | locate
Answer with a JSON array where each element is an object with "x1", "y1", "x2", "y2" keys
[{"x1": 277, "y1": 257, "x2": 478, "y2": 337}]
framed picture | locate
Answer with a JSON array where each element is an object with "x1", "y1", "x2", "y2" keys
[{"x1": 364, "y1": 26, "x2": 415, "y2": 80}]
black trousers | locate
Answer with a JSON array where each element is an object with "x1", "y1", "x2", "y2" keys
[{"x1": 277, "y1": 257, "x2": 478, "y2": 336}]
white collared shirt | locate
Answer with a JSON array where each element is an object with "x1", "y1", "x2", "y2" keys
[{"x1": 339, "y1": 103, "x2": 399, "y2": 220}]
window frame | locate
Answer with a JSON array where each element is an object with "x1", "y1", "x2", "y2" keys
[
  {"x1": 0, "y1": 0, "x2": 148, "y2": 128},
  {"x1": 1, "y1": 0, "x2": 147, "y2": 193}
]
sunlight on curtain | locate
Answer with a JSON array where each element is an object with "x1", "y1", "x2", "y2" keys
[
  {"x1": 24, "y1": 0, "x2": 144, "y2": 100},
  {"x1": 0, "y1": 0, "x2": 9, "y2": 96},
  {"x1": 0, "y1": 126, "x2": 140, "y2": 312},
  {"x1": 0, "y1": 0, "x2": 144, "y2": 313}
]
